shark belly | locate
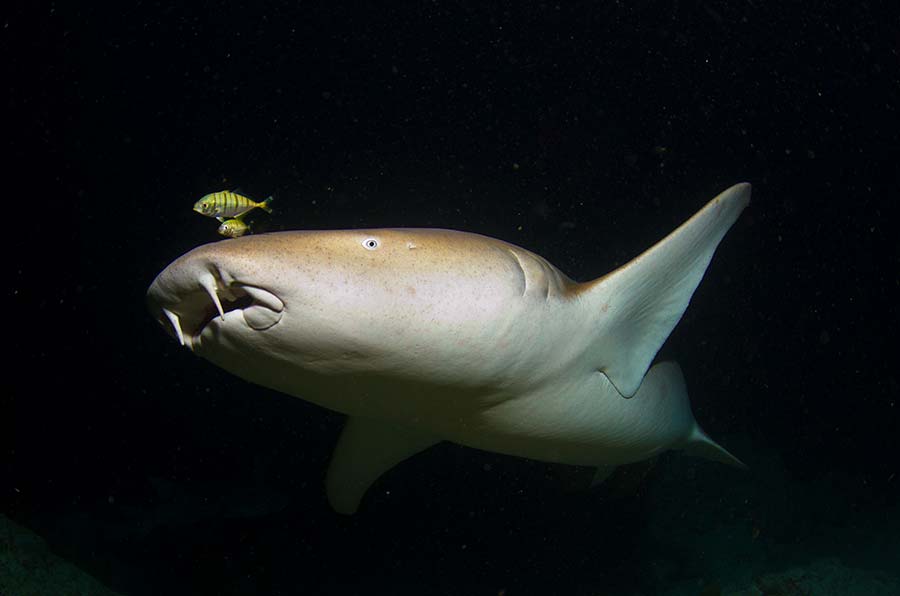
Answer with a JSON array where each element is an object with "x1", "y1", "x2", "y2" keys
[{"x1": 451, "y1": 363, "x2": 698, "y2": 466}]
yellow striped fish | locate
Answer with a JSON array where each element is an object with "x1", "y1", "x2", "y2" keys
[
  {"x1": 217, "y1": 216, "x2": 250, "y2": 238},
  {"x1": 193, "y1": 190, "x2": 273, "y2": 222}
]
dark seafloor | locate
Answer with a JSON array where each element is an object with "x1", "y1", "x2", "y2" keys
[{"x1": 4, "y1": 2, "x2": 899, "y2": 595}]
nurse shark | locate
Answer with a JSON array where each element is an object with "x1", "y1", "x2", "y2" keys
[{"x1": 147, "y1": 183, "x2": 750, "y2": 513}]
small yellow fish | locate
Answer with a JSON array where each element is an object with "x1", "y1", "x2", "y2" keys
[
  {"x1": 217, "y1": 217, "x2": 250, "y2": 238},
  {"x1": 193, "y1": 190, "x2": 273, "y2": 222}
]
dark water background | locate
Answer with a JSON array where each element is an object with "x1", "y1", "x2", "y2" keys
[{"x1": 6, "y1": 2, "x2": 899, "y2": 595}]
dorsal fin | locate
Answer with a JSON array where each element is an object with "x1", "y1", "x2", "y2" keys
[{"x1": 577, "y1": 183, "x2": 750, "y2": 397}]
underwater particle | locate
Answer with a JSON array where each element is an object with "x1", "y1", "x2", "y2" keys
[{"x1": 624, "y1": 151, "x2": 638, "y2": 167}]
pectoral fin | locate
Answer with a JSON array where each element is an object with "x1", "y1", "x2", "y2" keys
[
  {"x1": 325, "y1": 416, "x2": 441, "y2": 514},
  {"x1": 580, "y1": 183, "x2": 750, "y2": 397}
]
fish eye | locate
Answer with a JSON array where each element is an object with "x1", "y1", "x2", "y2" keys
[{"x1": 362, "y1": 238, "x2": 380, "y2": 250}]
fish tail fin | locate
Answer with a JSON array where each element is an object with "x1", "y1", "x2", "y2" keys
[
  {"x1": 642, "y1": 361, "x2": 747, "y2": 470},
  {"x1": 576, "y1": 183, "x2": 750, "y2": 397},
  {"x1": 681, "y1": 423, "x2": 748, "y2": 470},
  {"x1": 259, "y1": 195, "x2": 274, "y2": 213}
]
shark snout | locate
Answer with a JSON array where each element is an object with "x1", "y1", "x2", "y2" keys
[{"x1": 147, "y1": 254, "x2": 285, "y2": 350}]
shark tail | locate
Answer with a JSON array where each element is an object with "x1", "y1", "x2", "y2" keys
[
  {"x1": 576, "y1": 183, "x2": 751, "y2": 398},
  {"x1": 636, "y1": 360, "x2": 745, "y2": 469},
  {"x1": 647, "y1": 361, "x2": 747, "y2": 470},
  {"x1": 584, "y1": 362, "x2": 745, "y2": 491},
  {"x1": 681, "y1": 424, "x2": 747, "y2": 470}
]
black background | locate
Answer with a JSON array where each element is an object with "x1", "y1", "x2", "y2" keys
[{"x1": 6, "y1": 2, "x2": 899, "y2": 595}]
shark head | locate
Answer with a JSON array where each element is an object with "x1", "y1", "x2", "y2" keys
[
  {"x1": 146, "y1": 228, "x2": 566, "y2": 416},
  {"x1": 146, "y1": 233, "x2": 291, "y2": 352},
  {"x1": 147, "y1": 183, "x2": 751, "y2": 513}
]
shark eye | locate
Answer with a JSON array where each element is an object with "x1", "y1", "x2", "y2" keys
[{"x1": 362, "y1": 238, "x2": 380, "y2": 250}]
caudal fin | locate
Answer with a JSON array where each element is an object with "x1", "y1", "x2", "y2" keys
[
  {"x1": 578, "y1": 183, "x2": 750, "y2": 397},
  {"x1": 646, "y1": 361, "x2": 747, "y2": 470},
  {"x1": 259, "y1": 195, "x2": 274, "y2": 213},
  {"x1": 681, "y1": 425, "x2": 747, "y2": 470}
]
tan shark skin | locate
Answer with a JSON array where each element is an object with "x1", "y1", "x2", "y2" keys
[{"x1": 148, "y1": 183, "x2": 750, "y2": 513}]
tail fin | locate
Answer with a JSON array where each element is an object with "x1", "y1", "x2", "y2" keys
[
  {"x1": 259, "y1": 195, "x2": 274, "y2": 213},
  {"x1": 577, "y1": 183, "x2": 750, "y2": 397},
  {"x1": 647, "y1": 361, "x2": 747, "y2": 470},
  {"x1": 681, "y1": 425, "x2": 747, "y2": 470}
]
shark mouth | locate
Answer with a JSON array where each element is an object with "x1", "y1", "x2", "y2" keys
[{"x1": 153, "y1": 271, "x2": 284, "y2": 350}]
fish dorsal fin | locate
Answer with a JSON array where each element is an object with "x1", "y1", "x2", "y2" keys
[
  {"x1": 325, "y1": 416, "x2": 441, "y2": 514},
  {"x1": 579, "y1": 183, "x2": 750, "y2": 397}
]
